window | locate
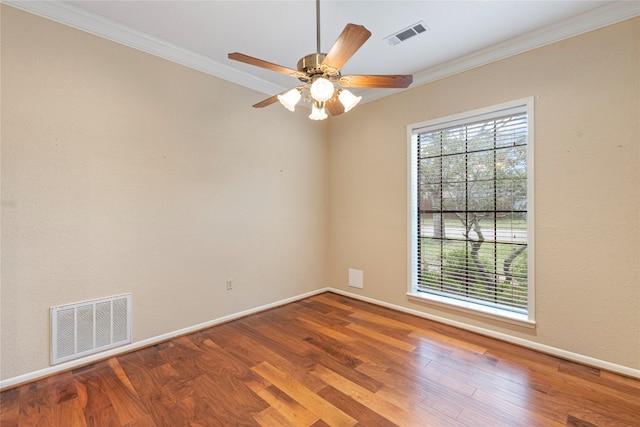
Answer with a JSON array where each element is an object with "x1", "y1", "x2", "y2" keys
[{"x1": 408, "y1": 99, "x2": 534, "y2": 325}]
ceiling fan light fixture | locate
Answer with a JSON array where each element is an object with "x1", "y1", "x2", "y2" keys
[
  {"x1": 338, "y1": 89, "x2": 362, "y2": 113},
  {"x1": 310, "y1": 77, "x2": 334, "y2": 102},
  {"x1": 277, "y1": 87, "x2": 302, "y2": 111},
  {"x1": 228, "y1": 0, "x2": 413, "y2": 119},
  {"x1": 309, "y1": 101, "x2": 328, "y2": 120}
]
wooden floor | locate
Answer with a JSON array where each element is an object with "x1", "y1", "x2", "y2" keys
[{"x1": 1, "y1": 292, "x2": 639, "y2": 426}]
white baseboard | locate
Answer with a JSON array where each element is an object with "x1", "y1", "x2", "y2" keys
[
  {"x1": 327, "y1": 287, "x2": 640, "y2": 380},
  {"x1": 0, "y1": 288, "x2": 329, "y2": 391},
  {"x1": 2, "y1": 285, "x2": 637, "y2": 390}
]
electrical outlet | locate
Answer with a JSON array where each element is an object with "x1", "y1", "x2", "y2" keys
[{"x1": 226, "y1": 279, "x2": 233, "y2": 290}]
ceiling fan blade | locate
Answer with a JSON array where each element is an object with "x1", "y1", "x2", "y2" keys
[
  {"x1": 325, "y1": 94, "x2": 345, "y2": 116},
  {"x1": 228, "y1": 52, "x2": 301, "y2": 77},
  {"x1": 321, "y1": 24, "x2": 371, "y2": 74},
  {"x1": 252, "y1": 94, "x2": 280, "y2": 109},
  {"x1": 339, "y1": 74, "x2": 413, "y2": 88}
]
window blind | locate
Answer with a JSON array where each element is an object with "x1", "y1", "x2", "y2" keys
[{"x1": 414, "y1": 109, "x2": 529, "y2": 313}]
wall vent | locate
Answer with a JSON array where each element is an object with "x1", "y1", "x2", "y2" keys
[
  {"x1": 51, "y1": 293, "x2": 131, "y2": 365},
  {"x1": 384, "y1": 21, "x2": 430, "y2": 46}
]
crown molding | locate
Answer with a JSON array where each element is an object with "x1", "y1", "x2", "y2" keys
[
  {"x1": 2, "y1": 0, "x2": 285, "y2": 95},
  {"x1": 361, "y1": 0, "x2": 640, "y2": 103},
  {"x1": 416, "y1": 1, "x2": 640, "y2": 85},
  {"x1": 4, "y1": 1, "x2": 639, "y2": 104}
]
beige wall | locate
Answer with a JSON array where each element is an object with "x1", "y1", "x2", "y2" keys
[
  {"x1": 328, "y1": 18, "x2": 640, "y2": 370},
  {"x1": 1, "y1": 6, "x2": 328, "y2": 380},
  {"x1": 2, "y1": 5, "x2": 639, "y2": 382}
]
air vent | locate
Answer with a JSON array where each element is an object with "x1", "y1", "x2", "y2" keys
[
  {"x1": 51, "y1": 294, "x2": 131, "y2": 365},
  {"x1": 385, "y1": 21, "x2": 429, "y2": 46}
]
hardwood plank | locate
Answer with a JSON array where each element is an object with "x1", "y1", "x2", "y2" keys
[
  {"x1": 493, "y1": 356, "x2": 640, "y2": 424},
  {"x1": 190, "y1": 372, "x2": 262, "y2": 426},
  {"x1": 317, "y1": 385, "x2": 398, "y2": 427},
  {"x1": 18, "y1": 379, "x2": 54, "y2": 427},
  {"x1": 456, "y1": 406, "x2": 517, "y2": 427},
  {"x1": 363, "y1": 360, "x2": 470, "y2": 424},
  {"x1": 233, "y1": 319, "x2": 316, "y2": 369},
  {"x1": 2, "y1": 292, "x2": 639, "y2": 426},
  {"x1": 281, "y1": 304, "x2": 351, "y2": 329},
  {"x1": 137, "y1": 388, "x2": 190, "y2": 426},
  {"x1": 302, "y1": 334, "x2": 363, "y2": 369},
  {"x1": 566, "y1": 414, "x2": 600, "y2": 427},
  {"x1": 310, "y1": 363, "x2": 441, "y2": 426},
  {"x1": 130, "y1": 344, "x2": 169, "y2": 370},
  {"x1": 251, "y1": 384, "x2": 319, "y2": 426},
  {"x1": 116, "y1": 355, "x2": 184, "y2": 400},
  {"x1": 292, "y1": 313, "x2": 405, "y2": 370},
  {"x1": 425, "y1": 358, "x2": 547, "y2": 413},
  {"x1": 263, "y1": 311, "x2": 364, "y2": 371},
  {"x1": 486, "y1": 340, "x2": 563, "y2": 374},
  {"x1": 375, "y1": 383, "x2": 465, "y2": 423},
  {"x1": 408, "y1": 326, "x2": 488, "y2": 356},
  {"x1": 311, "y1": 294, "x2": 357, "y2": 312},
  {"x1": 204, "y1": 364, "x2": 268, "y2": 415},
  {"x1": 198, "y1": 338, "x2": 254, "y2": 376},
  {"x1": 46, "y1": 371, "x2": 78, "y2": 406},
  {"x1": 383, "y1": 362, "x2": 477, "y2": 410},
  {"x1": 107, "y1": 358, "x2": 139, "y2": 398},
  {"x1": 345, "y1": 322, "x2": 417, "y2": 352},
  {"x1": 84, "y1": 407, "x2": 123, "y2": 427},
  {"x1": 297, "y1": 316, "x2": 356, "y2": 344},
  {"x1": 253, "y1": 406, "x2": 300, "y2": 427},
  {"x1": 299, "y1": 298, "x2": 351, "y2": 316},
  {"x1": 543, "y1": 382, "x2": 640, "y2": 426},
  {"x1": 156, "y1": 343, "x2": 203, "y2": 383},
  {"x1": 75, "y1": 372, "x2": 114, "y2": 417},
  {"x1": 559, "y1": 359, "x2": 640, "y2": 398},
  {"x1": 305, "y1": 344, "x2": 385, "y2": 394},
  {"x1": 471, "y1": 387, "x2": 566, "y2": 426},
  {"x1": 122, "y1": 415, "x2": 158, "y2": 427},
  {"x1": 53, "y1": 398, "x2": 88, "y2": 427},
  {"x1": 600, "y1": 369, "x2": 640, "y2": 389},
  {"x1": 0, "y1": 388, "x2": 19, "y2": 427},
  {"x1": 252, "y1": 361, "x2": 357, "y2": 427},
  {"x1": 220, "y1": 333, "x2": 328, "y2": 393},
  {"x1": 347, "y1": 309, "x2": 417, "y2": 335},
  {"x1": 94, "y1": 363, "x2": 149, "y2": 425},
  {"x1": 178, "y1": 392, "x2": 228, "y2": 427},
  {"x1": 242, "y1": 312, "x2": 385, "y2": 393}
]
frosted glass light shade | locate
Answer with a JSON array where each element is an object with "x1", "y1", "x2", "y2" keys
[
  {"x1": 277, "y1": 88, "x2": 301, "y2": 111},
  {"x1": 338, "y1": 89, "x2": 362, "y2": 113},
  {"x1": 310, "y1": 78, "x2": 334, "y2": 102},
  {"x1": 309, "y1": 103, "x2": 328, "y2": 120}
]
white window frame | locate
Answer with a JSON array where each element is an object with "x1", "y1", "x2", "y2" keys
[{"x1": 407, "y1": 98, "x2": 535, "y2": 327}]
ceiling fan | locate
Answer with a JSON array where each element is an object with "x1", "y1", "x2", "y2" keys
[{"x1": 228, "y1": 0, "x2": 413, "y2": 120}]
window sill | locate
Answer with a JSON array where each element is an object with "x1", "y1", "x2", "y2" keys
[{"x1": 407, "y1": 291, "x2": 536, "y2": 329}]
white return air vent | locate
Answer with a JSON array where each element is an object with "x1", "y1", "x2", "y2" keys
[
  {"x1": 384, "y1": 21, "x2": 430, "y2": 46},
  {"x1": 51, "y1": 293, "x2": 131, "y2": 365}
]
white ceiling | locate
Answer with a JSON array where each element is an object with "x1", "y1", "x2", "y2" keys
[{"x1": 8, "y1": 1, "x2": 640, "y2": 104}]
